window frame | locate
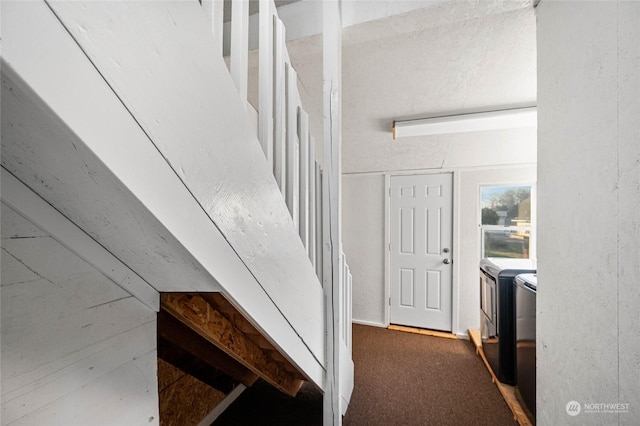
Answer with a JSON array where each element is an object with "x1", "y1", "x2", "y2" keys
[{"x1": 479, "y1": 183, "x2": 536, "y2": 259}]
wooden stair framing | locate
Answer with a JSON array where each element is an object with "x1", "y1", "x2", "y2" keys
[
  {"x1": 160, "y1": 293, "x2": 306, "y2": 397},
  {"x1": 158, "y1": 311, "x2": 257, "y2": 391}
]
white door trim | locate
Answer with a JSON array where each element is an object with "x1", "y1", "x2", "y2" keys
[
  {"x1": 451, "y1": 171, "x2": 461, "y2": 337},
  {"x1": 384, "y1": 171, "x2": 460, "y2": 335},
  {"x1": 384, "y1": 173, "x2": 391, "y2": 327}
]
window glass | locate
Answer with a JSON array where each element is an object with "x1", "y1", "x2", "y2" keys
[
  {"x1": 480, "y1": 186, "x2": 533, "y2": 259},
  {"x1": 481, "y1": 186, "x2": 531, "y2": 226},
  {"x1": 483, "y1": 229, "x2": 531, "y2": 258}
]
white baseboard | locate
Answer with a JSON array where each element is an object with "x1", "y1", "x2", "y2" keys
[{"x1": 352, "y1": 318, "x2": 387, "y2": 328}]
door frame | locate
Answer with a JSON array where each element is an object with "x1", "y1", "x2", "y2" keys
[{"x1": 384, "y1": 171, "x2": 461, "y2": 336}]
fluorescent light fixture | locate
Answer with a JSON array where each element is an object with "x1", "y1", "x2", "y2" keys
[{"x1": 392, "y1": 106, "x2": 537, "y2": 140}]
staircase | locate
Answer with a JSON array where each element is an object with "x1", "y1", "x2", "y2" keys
[{"x1": 1, "y1": 0, "x2": 352, "y2": 423}]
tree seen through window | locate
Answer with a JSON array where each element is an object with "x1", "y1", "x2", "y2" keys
[{"x1": 481, "y1": 186, "x2": 532, "y2": 259}]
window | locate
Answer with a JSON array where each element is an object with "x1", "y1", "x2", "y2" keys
[{"x1": 480, "y1": 185, "x2": 534, "y2": 259}]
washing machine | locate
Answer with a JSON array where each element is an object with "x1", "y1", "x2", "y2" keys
[
  {"x1": 480, "y1": 258, "x2": 536, "y2": 385},
  {"x1": 515, "y1": 273, "x2": 537, "y2": 418}
]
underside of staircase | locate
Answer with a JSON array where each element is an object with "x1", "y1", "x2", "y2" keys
[
  {"x1": 160, "y1": 292, "x2": 309, "y2": 396},
  {"x1": 158, "y1": 292, "x2": 314, "y2": 424}
]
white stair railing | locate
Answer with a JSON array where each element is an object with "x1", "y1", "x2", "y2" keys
[
  {"x1": 197, "y1": 0, "x2": 353, "y2": 400},
  {"x1": 203, "y1": 0, "x2": 323, "y2": 276}
]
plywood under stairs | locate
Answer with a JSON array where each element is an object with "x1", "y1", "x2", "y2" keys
[
  {"x1": 468, "y1": 329, "x2": 534, "y2": 426},
  {"x1": 158, "y1": 358, "x2": 228, "y2": 426},
  {"x1": 158, "y1": 292, "x2": 313, "y2": 424}
]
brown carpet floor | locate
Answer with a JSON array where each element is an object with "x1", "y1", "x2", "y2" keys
[
  {"x1": 213, "y1": 324, "x2": 516, "y2": 425},
  {"x1": 344, "y1": 324, "x2": 516, "y2": 426}
]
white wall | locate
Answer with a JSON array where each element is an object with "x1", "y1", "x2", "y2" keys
[
  {"x1": 343, "y1": 163, "x2": 536, "y2": 333},
  {"x1": 343, "y1": 174, "x2": 386, "y2": 326},
  {"x1": 537, "y1": 1, "x2": 640, "y2": 424},
  {"x1": 1, "y1": 203, "x2": 158, "y2": 425}
]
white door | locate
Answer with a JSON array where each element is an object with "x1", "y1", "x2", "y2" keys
[{"x1": 390, "y1": 173, "x2": 453, "y2": 332}]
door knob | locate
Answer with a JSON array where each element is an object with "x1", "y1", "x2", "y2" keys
[{"x1": 443, "y1": 258, "x2": 451, "y2": 264}]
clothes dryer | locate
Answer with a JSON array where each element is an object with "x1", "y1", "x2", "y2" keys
[
  {"x1": 515, "y1": 273, "x2": 537, "y2": 418},
  {"x1": 480, "y1": 258, "x2": 536, "y2": 385}
]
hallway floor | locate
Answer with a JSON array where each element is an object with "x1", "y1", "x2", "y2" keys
[
  {"x1": 214, "y1": 324, "x2": 516, "y2": 425},
  {"x1": 344, "y1": 324, "x2": 516, "y2": 425}
]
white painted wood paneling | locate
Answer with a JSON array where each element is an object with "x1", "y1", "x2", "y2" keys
[
  {"x1": 273, "y1": 18, "x2": 287, "y2": 194},
  {"x1": 298, "y1": 109, "x2": 310, "y2": 251},
  {"x1": 1, "y1": 203, "x2": 158, "y2": 425},
  {"x1": 1, "y1": 68, "x2": 216, "y2": 296},
  {"x1": 13, "y1": 351, "x2": 158, "y2": 426},
  {"x1": 285, "y1": 63, "x2": 299, "y2": 220},
  {"x1": 315, "y1": 165, "x2": 323, "y2": 279},
  {"x1": 1, "y1": 169, "x2": 159, "y2": 311},
  {"x1": 231, "y1": 0, "x2": 249, "y2": 104},
  {"x1": 308, "y1": 139, "x2": 317, "y2": 267},
  {"x1": 1, "y1": 206, "x2": 47, "y2": 239},
  {"x1": 2, "y1": 0, "x2": 324, "y2": 384},
  {"x1": 258, "y1": 0, "x2": 274, "y2": 167}
]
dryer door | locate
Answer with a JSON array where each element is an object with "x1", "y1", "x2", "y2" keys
[{"x1": 480, "y1": 270, "x2": 497, "y2": 337}]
